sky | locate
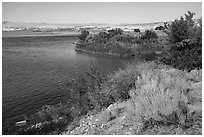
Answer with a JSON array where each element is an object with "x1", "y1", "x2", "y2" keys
[{"x1": 2, "y1": 2, "x2": 202, "y2": 24}]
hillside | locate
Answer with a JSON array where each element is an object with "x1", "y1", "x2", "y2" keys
[{"x1": 62, "y1": 63, "x2": 202, "y2": 135}]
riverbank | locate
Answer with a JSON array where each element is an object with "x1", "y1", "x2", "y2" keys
[
  {"x1": 62, "y1": 62, "x2": 202, "y2": 135},
  {"x1": 75, "y1": 44, "x2": 162, "y2": 58}
]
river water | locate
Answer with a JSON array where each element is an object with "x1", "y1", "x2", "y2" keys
[{"x1": 2, "y1": 35, "x2": 155, "y2": 132}]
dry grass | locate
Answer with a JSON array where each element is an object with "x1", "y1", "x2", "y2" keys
[{"x1": 67, "y1": 62, "x2": 202, "y2": 135}]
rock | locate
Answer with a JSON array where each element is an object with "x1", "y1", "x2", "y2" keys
[
  {"x1": 15, "y1": 120, "x2": 27, "y2": 126},
  {"x1": 155, "y1": 51, "x2": 162, "y2": 54}
]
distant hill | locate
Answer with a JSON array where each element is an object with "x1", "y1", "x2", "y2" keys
[
  {"x1": 2, "y1": 21, "x2": 111, "y2": 28},
  {"x1": 2, "y1": 21, "x2": 171, "y2": 29},
  {"x1": 2, "y1": 21, "x2": 53, "y2": 28},
  {"x1": 4, "y1": 19, "x2": 202, "y2": 30}
]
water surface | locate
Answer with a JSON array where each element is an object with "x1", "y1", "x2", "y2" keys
[{"x1": 2, "y1": 35, "x2": 141, "y2": 130}]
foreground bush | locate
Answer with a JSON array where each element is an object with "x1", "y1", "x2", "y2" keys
[{"x1": 101, "y1": 62, "x2": 169, "y2": 103}]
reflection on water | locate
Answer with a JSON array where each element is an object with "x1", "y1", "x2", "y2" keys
[{"x1": 2, "y1": 36, "x2": 141, "y2": 129}]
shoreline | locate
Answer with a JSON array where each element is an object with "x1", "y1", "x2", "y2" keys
[
  {"x1": 74, "y1": 47, "x2": 135, "y2": 57},
  {"x1": 75, "y1": 46, "x2": 161, "y2": 57}
]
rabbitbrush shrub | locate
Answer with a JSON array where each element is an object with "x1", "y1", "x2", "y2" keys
[
  {"x1": 101, "y1": 62, "x2": 169, "y2": 103},
  {"x1": 131, "y1": 68, "x2": 189, "y2": 125},
  {"x1": 128, "y1": 65, "x2": 201, "y2": 132}
]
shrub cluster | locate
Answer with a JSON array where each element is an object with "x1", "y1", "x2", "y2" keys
[
  {"x1": 65, "y1": 62, "x2": 202, "y2": 135},
  {"x1": 76, "y1": 28, "x2": 159, "y2": 56}
]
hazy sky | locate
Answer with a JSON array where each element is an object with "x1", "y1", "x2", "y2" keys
[{"x1": 2, "y1": 2, "x2": 202, "y2": 24}]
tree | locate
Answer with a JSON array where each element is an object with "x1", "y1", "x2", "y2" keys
[
  {"x1": 108, "y1": 28, "x2": 123, "y2": 37},
  {"x1": 164, "y1": 22, "x2": 168, "y2": 29},
  {"x1": 155, "y1": 26, "x2": 165, "y2": 31},
  {"x1": 134, "y1": 29, "x2": 140, "y2": 33},
  {"x1": 160, "y1": 11, "x2": 202, "y2": 71},
  {"x1": 141, "y1": 30, "x2": 158, "y2": 40},
  {"x1": 78, "y1": 30, "x2": 90, "y2": 42},
  {"x1": 168, "y1": 11, "x2": 195, "y2": 44}
]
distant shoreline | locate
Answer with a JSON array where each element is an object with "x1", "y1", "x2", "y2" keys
[{"x1": 2, "y1": 31, "x2": 80, "y2": 38}]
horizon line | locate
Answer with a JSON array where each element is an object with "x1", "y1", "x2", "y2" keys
[{"x1": 3, "y1": 20, "x2": 174, "y2": 25}]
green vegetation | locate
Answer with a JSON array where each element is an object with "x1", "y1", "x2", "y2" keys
[
  {"x1": 78, "y1": 30, "x2": 90, "y2": 42},
  {"x1": 76, "y1": 28, "x2": 160, "y2": 57},
  {"x1": 155, "y1": 25, "x2": 165, "y2": 31},
  {"x1": 141, "y1": 30, "x2": 158, "y2": 40},
  {"x1": 159, "y1": 11, "x2": 202, "y2": 71},
  {"x1": 76, "y1": 11, "x2": 201, "y2": 71},
  {"x1": 134, "y1": 28, "x2": 140, "y2": 32}
]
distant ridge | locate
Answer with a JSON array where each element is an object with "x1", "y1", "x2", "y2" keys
[
  {"x1": 2, "y1": 21, "x2": 111, "y2": 28},
  {"x1": 2, "y1": 21, "x2": 172, "y2": 28},
  {"x1": 3, "y1": 18, "x2": 202, "y2": 28}
]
